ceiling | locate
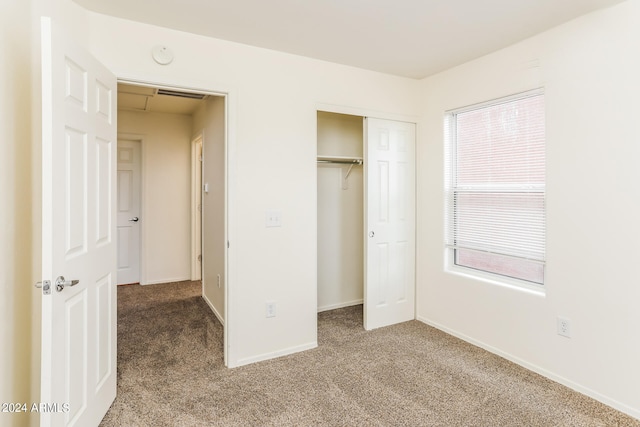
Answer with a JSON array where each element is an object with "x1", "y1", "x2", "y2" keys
[
  {"x1": 75, "y1": 0, "x2": 624, "y2": 79},
  {"x1": 118, "y1": 83, "x2": 206, "y2": 115}
]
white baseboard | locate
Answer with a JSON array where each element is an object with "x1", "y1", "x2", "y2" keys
[
  {"x1": 416, "y1": 315, "x2": 640, "y2": 421},
  {"x1": 232, "y1": 341, "x2": 318, "y2": 368},
  {"x1": 202, "y1": 292, "x2": 224, "y2": 326},
  {"x1": 317, "y1": 299, "x2": 363, "y2": 313},
  {"x1": 142, "y1": 276, "x2": 191, "y2": 286}
]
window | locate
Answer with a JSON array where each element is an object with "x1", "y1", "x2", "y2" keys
[{"x1": 445, "y1": 90, "x2": 545, "y2": 286}]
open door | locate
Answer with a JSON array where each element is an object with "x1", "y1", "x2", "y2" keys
[
  {"x1": 364, "y1": 118, "x2": 416, "y2": 330},
  {"x1": 39, "y1": 17, "x2": 117, "y2": 426}
]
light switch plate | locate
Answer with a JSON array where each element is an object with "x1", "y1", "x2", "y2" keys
[{"x1": 266, "y1": 210, "x2": 282, "y2": 227}]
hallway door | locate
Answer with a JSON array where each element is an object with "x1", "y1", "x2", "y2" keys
[{"x1": 117, "y1": 139, "x2": 141, "y2": 284}]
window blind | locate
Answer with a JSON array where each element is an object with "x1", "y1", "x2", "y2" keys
[{"x1": 445, "y1": 91, "x2": 546, "y2": 284}]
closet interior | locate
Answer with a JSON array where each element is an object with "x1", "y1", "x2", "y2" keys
[{"x1": 317, "y1": 111, "x2": 364, "y2": 312}]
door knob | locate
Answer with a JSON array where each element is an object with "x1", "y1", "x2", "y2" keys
[
  {"x1": 129, "y1": 217, "x2": 139, "y2": 222},
  {"x1": 55, "y1": 276, "x2": 79, "y2": 292},
  {"x1": 369, "y1": 231, "x2": 375, "y2": 238}
]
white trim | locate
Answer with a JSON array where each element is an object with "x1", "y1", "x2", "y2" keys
[
  {"x1": 190, "y1": 133, "x2": 203, "y2": 281},
  {"x1": 142, "y1": 276, "x2": 191, "y2": 286},
  {"x1": 39, "y1": 17, "x2": 54, "y2": 413},
  {"x1": 445, "y1": 250, "x2": 546, "y2": 296},
  {"x1": 317, "y1": 299, "x2": 363, "y2": 313},
  {"x1": 203, "y1": 292, "x2": 224, "y2": 326},
  {"x1": 233, "y1": 342, "x2": 318, "y2": 368},
  {"x1": 117, "y1": 77, "x2": 229, "y2": 98},
  {"x1": 224, "y1": 90, "x2": 236, "y2": 368},
  {"x1": 416, "y1": 316, "x2": 640, "y2": 421},
  {"x1": 445, "y1": 87, "x2": 545, "y2": 115},
  {"x1": 316, "y1": 102, "x2": 418, "y2": 124}
]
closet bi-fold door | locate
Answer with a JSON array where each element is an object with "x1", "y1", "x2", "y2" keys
[{"x1": 364, "y1": 118, "x2": 416, "y2": 330}]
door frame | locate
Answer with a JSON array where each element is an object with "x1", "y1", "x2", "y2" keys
[
  {"x1": 315, "y1": 103, "x2": 419, "y2": 330},
  {"x1": 117, "y1": 134, "x2": 145, "y2": 284},
  {"x1": 191, "y1": 133, "x2": 203, "y2": 281},
  {"x1": 119, "y1": 77, "x2": 234, "y2": 367}
]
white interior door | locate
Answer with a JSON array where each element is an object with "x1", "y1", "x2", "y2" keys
[
  {"x1": 117, "y1": 139, "x2": 141, "y2": 284},
  {"x1": 364, "y1": 118, "x2": 416, "y2": 330},
  {"x1": 39, "y1": 17, "x2": 117, "y2": 426}
]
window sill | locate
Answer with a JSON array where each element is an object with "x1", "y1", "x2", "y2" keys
[{"x1": 445, "y1": 264, "x2": 546, "y2": 297}]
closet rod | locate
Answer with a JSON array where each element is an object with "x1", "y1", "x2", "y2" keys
[
  {"x1": 316, "y1": 157, "x2": 363, "y2": 165},
  {"x1": 317, "y1": 157, "x2": 363, "y2": 184}
]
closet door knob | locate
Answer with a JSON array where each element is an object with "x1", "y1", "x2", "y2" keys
[{"x1": 369, "y1": 231, "x2": 375, "y2": 238}]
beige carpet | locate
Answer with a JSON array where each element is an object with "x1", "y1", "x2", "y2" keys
[{"x1": 100, "y1": 281, "x2": 639, "y2": 426}]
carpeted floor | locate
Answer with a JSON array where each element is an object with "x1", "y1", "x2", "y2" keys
[{"x1": 100, "y1": 281, "x2": 639, "y2": 426}]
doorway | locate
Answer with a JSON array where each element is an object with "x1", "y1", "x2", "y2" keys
[{"x1": 116, "y1": 81, "x2": 228, "y2": 349}]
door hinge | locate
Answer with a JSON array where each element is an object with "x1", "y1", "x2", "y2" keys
[{"x1": 35, "y1": 280, "x2": 51, "y2": 295}]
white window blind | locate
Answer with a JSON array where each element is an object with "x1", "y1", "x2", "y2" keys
[{"x1": 445, "y1": 90, "x2": 546, "y2": 285}]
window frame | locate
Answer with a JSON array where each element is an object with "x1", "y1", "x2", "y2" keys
[{"x1": 444, "y1": 89, "x2": 546, "y2": 292}]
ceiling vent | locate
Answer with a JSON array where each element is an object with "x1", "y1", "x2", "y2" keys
[{"x1": 156, "y1": 89, "x2": 207, "y2": 100}]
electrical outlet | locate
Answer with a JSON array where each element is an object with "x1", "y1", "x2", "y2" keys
[
  {"x1": 217, "y1": 274, "x2": 221, "y2": 288},
  {"x1": 266, "y1": 301, "x2": 276, "y2": 318},
  {"x1": 557, "y1": 317, "x2": 571, "y2": 338}
]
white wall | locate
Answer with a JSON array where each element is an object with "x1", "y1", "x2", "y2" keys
[
  {"x1": 118, "y1": 110, "x2": 193, "y2": 285},
  {"x1": 317, "y1": 112, "x2": 364, "y2": 311},
  {"x1": 417, "y1": 0, "x2": 640, "y2": 419},
  {"x1": 193, "y1": 96, "x2": 226, "y2": 322},
  {"x1": 85, "y1": 11, "x2": 420, "y2": 367},
  {"x1": 0, "y1": 1, "x2": 36, "y2": 426}
]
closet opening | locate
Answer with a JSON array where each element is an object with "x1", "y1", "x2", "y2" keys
[
  {"x1": 317, "y1": 109, "x2": 417, "y2": 333},
  {"x1": 317, "y1": 111, "x2": 365, "y2": 327}
]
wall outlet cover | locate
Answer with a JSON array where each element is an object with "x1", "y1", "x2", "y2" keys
[
  {"x1": 557, "y1": 316, "x2": 571, "y2": 338},
  {"x1": 266, "y1": 301, "x2": 276, "y2": 318}
]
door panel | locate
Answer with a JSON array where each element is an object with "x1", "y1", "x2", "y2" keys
[
  {"x1": 365, "y1": 118, "x2": 416, "y2": 330},
  {"x1": 65, "y1": 127, "x2": 87, "y2": 257},
  {"x1": 116, "y1": 139, "x2": 141, "y2": 284},
  {"x1": 65, "y1": 290, "x2": 87, "y2": 425},
  {"x1": 95, "y1": 274, "x2": 113, "y2": 388},
  {"x1": 40, "y1": 16, "x2": 117, "y2": 426},
  {"x1": 96, "y1": 138, "x2": 112, "y2": 246}
]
